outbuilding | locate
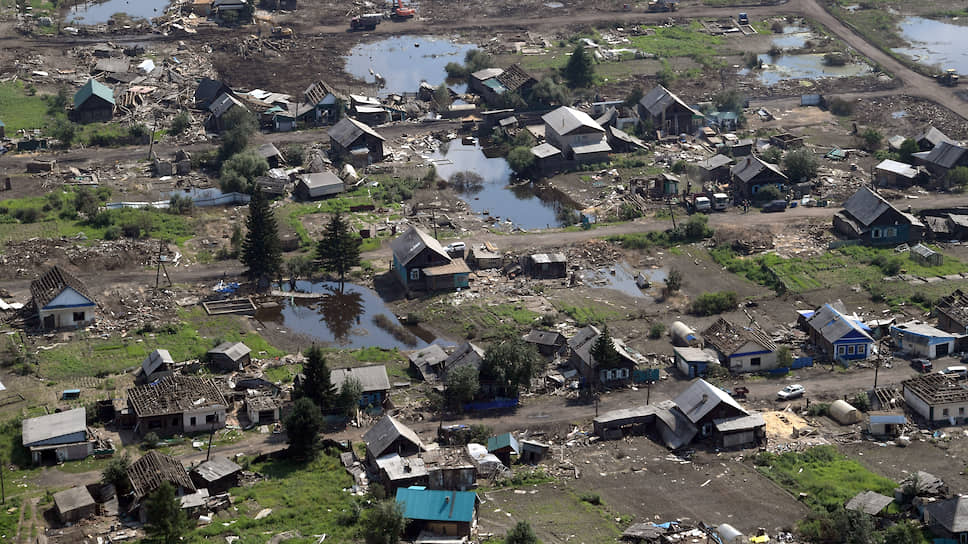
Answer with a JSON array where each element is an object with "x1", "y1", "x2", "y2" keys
[
  {"x1": 53, "y1": 486, "x2": 97, "y2": 524},
  {"x1": 868, "y1": 411, "x2": 906, "y2": 436},
  {"x1": 523, "y1": 329, "x2": 566, "y2": 356},
  {"x1": 891, "y1": 320, "x2": 960, "y2": 359},
  {"x1": 22, "y1": 408, "x2": 94, "y2": 464},
  {"x1": 294, "y1": 171, "x2": 345, "y2": 201},
  {"x1": 673, "y1": 346, "x2": 718, "y2": 379},
  {"x1": 829, "y1": 399, "x2": 862, "y2": 425},
  {"x1": 190, "y1": 456, "x2": 242, "y2": 494},
  {"x1": 73, "y1": 79, "x2": 115, "y2": 123},
  {"x1": 329, "y1": 116, "x2": 386, "y2": 166},
  {"x1": 395, "y1": 487, "x2": 478, "y2": 538},
  {"x1": 207, "y1": 341, "x2": 251, "y2": 372}
]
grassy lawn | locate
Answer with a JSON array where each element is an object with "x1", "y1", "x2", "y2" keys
[
  {"x1": 711, "y1": 245, "x2": 968, "y2": 305},
  {"x1": 629, "y1": 22, "x2": 726, "y2": 67},
  {"x1": 754, "y1": 445, "x2": 896, "y2": 513},
  {"x1": 33, "y1": 308, "x2": 284, "y2": 380},
  {"x1": 0, "y1": 81, "x2": 56, "y2": 132},
  {"x1": 554, "y1": 303, "x2": 624, "y2": 327},
  {"x1": 188, "y1": 451, "x2": 360, "y2": 543}
]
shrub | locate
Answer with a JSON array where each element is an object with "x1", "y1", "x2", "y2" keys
[
  {"x1": 822, "y1": 52, "x2": 847, "y2": 66},
  {"x1": 827, "y1": 98, "x2": 855, "y2": 116},
  {"x1": 103, "y1": 226, "x2": 122, "y2": 240},
  {"x1": 783, "y1": 148, "x2": 819, "y2": 182},
  {"x1": 852, "y1": 393, "x2": 871, "y2": 412},
  {"x1": 649, "y1": 322, "x2": 665, "y2": 339},
  {"x1": 169, "y1": 111, "x2": 191, "y2": 135},
  {"x1": 861, "y1": 128, "x2": 882, "y2": 151},
  {"x1": 770, "y1": 20, "x2": 785, "y2": 33},
  {"x1": 760, "y1": 146, "x2": 783, "y2": 164},
  {"x1": 752, "y1": 184, "x2": 782, "y2": 203},
  {"x1": 579, "y1": 493, "x2": 602, "y2": 505},
  {"x1": 806, "y1": 402, "x2": 829, "y2": 417},
  {"x1": 665, "y1": 268, "x2": 682, "y2": 293},
  {"x1": 13, "y1": 208, "x2": 39, "y2": 223},
  {"x1": 690, "y1": 291, "x2": 738, "y2": 316}
]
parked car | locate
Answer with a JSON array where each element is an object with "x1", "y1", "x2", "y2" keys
[
  {"x1": 911, "y1": 358, "x2": 933, "y2": 373},
  {"x1": 762, "y1": 200, "x2": 788, "y2": 213},
  {"x1": 777, "y1": 384, "x2": 805, "y2": 400},
  {"x1": 940, "y1": 366, "x2": 968, "y2": 379},
  {"x1": 445, "y1": 242, "x2": 466, "y2": 255}
]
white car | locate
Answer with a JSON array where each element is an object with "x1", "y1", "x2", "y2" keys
[{"x1": 777, "y1": 384, "x2": 805, "y2": 400}]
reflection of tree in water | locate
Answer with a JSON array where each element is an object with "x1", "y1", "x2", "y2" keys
[
  {"x1": 437, "y1": 139, "x2": 451, "y2": 157},
  {"x1": 318, "y1": 285, "x2": 364, "y2": 345},
  {"x1": 449, "y1": 171, "x2": 484, "y2": 195}
]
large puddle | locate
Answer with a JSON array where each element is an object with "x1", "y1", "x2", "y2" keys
[
  {"x1": 755, "y1": 53, "x2": 872, "y2": 85},
  {"x1": 581, "y1": 262, "x2": 668, "y2": 298},
  {"x1": 344, "y1": 36, "x2": 475, "y2": 96},
  {"x1": 255, "y1": 280, "x2": 434, "y2": 350},
  {"x1": 428, "y1": 140, "x2": 575, "y2": 231},
  {"x1": 771, "y1": 25, "x2": 812, "y2": 49},
  {"x1": 66, "y1": 0, "x2": 171, "y2": 24},
  {"x1": 893, "y1": 16, "x2": 968, "y2": 73}
]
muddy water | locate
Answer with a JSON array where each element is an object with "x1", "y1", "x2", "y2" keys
[
  {"x1": 756, "y1": 53, "x2": 871, "y2": 85},
  {"x1": 771, "y1": 26, "x2": 812, "y2": 49},
  {"x1": 344, "y1": 36, "x2": 475, "y2": 96},
  {"x1": 429, "y1": 140, "x2": 576, "y2": 231},
  {"x1": 256, "y1": 280, "x2": 432, "y2": 349},
  {"x1": 893, "y1": 17, "x2": 968, "y2": 73},
  {"x1": 66, "y1": 0, "x2": 170, "y2": 24}
]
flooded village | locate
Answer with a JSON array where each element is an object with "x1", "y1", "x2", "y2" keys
[{"x1": 5, "y1": 0, "x2": 968, "y2": 543}]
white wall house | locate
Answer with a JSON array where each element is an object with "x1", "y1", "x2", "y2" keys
[{"x1": 30, "y1": 266, "x2": 96, "y2": 330}]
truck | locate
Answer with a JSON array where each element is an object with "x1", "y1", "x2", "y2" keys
[
  {"x1": 939, "y1": 68, "x2": 959, "y2": 87},
  {"x1": 738, "y1": 12, "x2": 749, "y2": 25},
  {"x1": 712, "y1": 193, "x2": 729, "y2": 211},
  {"x1": 390, "y1": 0, "x2": 415, "y2": 19},
  {"x1": 647, "y1": 0, "x2": 677, "y2": 12},
  {"x1": 692, "y1": 196, "x2": 712, "y2": 213},
  {"x1": 350, "y1": 13, "x2": 383, "y2": 31}
]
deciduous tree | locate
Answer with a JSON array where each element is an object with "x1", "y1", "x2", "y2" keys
[
  {"x1": 481, "y1": 338, "x2": 540, "y2": 397},
  {"x1": 361, "y1": 500, "x2": 405, "y2": 544}
]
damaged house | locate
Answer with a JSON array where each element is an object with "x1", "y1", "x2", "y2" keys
[
  {"x1": 331, "y1": 365, "x2": 391, "y2": 408},
  {"x1": 912, "y1": 141, "x2": 968, "y2": 182},
  {"x1": 568, "y1": 325, "x2": 637, "y2": 387},
  {"x1": 802, "y1": 302, "x2": 874, "y2": 362},
  {"x1": 72, "y1": 79, "x2": 115, "y2": 123},
  {"x1": 31, "y1": 265, "x2": 96, "y2": 330},
  {"x1": 127, "y1": 450, "x2": 196, "y2": 520},
  {"x1": 903, "y1": 373, "x2": 968, "y2": 425},
  {"x1": 673, "y1": 378, "x2": 763, "y2": 445},
  {"x1": 329, "y1": 116, "x2": 386, "y2": 166},
  {"x1": 208, "y1": 341, "x2": 251, "y2": 372},
  {"x1": 127, "y1": 376, "x2": 227, "y2": 437},
  {"x1": 190, "y1": 456, "x2": 242, "y2": 494},
  {"x1": 408, "y1": 344, "x2": 449, "y2": 383},
  {"x1": 936, "y1": 289, "x2": 968, "y2": 335},
  {"x1": 834, "y1": 186, "x2": 924, "y2": 246},
  {"x1": 391, "y1": 226, "x2": 470, "y2": 292},
  {"x1": 637, "y1": 85, "x2": 701, "y2": 137},
  {"x1": 363, "y1": 415, "x2": 426, "y2": 468},
  {"x1": 701, "y1": 317, "x2": 779, "y2": 373},
  {"x1": 542, "y1": 106, "x2": 611, "y2": 165},
  {"x1": 730, "y1": 155, "x2": 788, "y2": 200},
  {"x1": 135, "y1": 349, "x2": 174, "y2": 385}
]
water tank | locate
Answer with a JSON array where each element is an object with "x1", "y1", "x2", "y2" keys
[
  {"x1": 718, "y1": 524, "x2": 745, "y2": 543},
  {"x1": 670, "y1": 321, "x2": 699, "y2": 347}
]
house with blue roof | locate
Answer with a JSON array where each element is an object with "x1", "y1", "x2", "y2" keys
[
  {"x1": 72, "y1": 79, "x2": 115, "y2": 124},
  {"x1": 802, "y1": 302, "x2": 874, "y2": 363},
  {"x1": 395, "y1": 486, "x2": 478, "y2": 538}
]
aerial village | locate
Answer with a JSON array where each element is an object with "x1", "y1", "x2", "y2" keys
[{"x1": 6, "y1": 0, "x2": 968, "y2": 543}]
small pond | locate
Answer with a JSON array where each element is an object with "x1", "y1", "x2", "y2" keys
[
  {"x1": 256, "y1": 280, "x2": 434, "y2": 350},
  {"x1": 66, "y1": 0, "x2": 170, "y2": 24},
  {"x1": 893, "y1": 16, "x2": 968, "y2": 74},
  {"x1": 344, "y1": 36, "x2": 475, "y2": 96},
  {"x1": 580, "y1": 263, "x2": 668, "y2": 299},
  {"x1": 755, "y1": 53, "x2": 872, "y2": 85},
  {"x1": 428, "y1": 140, "x2": 574, "y2": 231}
]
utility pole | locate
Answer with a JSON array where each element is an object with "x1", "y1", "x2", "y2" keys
[
  {"x1": 206, "y1": 413, "x2": 216, "y2": 462},
  {"x1": 668, "y1": 201, "x2": 677, "y2": 230},
  {"x1": 155, "y1": 238, "x2": 163, "y2": 290},
  {"x1": 146, "y1": 113, "x2": 160, "y2": 160},
  {"x1": 0, "y1": 456, "x2": 5, "y2": 505}
]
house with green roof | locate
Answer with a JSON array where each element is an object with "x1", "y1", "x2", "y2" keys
[
  {"x1": 72, "y1": 79, "x2": 115, "y2": 123},
  {"x1": 486, "y1": 432, "x2": 519, "y2": 466},
  {"x1": 395, "y1": 486, "x2": 478, "y2": 538}
]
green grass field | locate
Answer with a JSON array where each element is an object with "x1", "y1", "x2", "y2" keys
[
  {"x1": 630, "y1": 22, "x2": 725, "y2": 67},
  {"x1": 0, "y1": 81, "x2": 54, "y2": 132},
  {"x1": 755, "y1": 446, "x2": 896, "y2": 513}
]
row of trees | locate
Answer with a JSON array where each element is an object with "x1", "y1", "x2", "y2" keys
[{"x1": 240, "y1": 189, "x2": 361, "y2": 287}]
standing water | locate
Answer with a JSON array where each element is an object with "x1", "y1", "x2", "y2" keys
[
  {"x1": 66, "y1": 0, "x2": 171, "y2": 24},
  {"x1": 429, "y1": 140, "x2": 575, "y2": 231},
  {"x1": 344, "y1": 36, "x2": 475, "y2": 96},
  {"x1": 893, "y1": 17, "x2": 968, "y2": 74},
  {"x1": 256, "y1": 281, "x2": 432, "y2": 350}
]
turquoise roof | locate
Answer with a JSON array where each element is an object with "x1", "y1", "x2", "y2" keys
[
  {"x1": 395, "y1": 487, "x2": 477, "y2": 523},
  {"x1": 74, "y1": 79, "x2": 115, "y2": 108},
  {"x1": 0, "y1": 118, "x2": 5, "y2": 127},
  {"x1": 486, "y1": 432, "x2": 519, "y2": 454}
]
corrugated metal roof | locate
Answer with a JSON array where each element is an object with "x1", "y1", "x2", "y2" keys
[
  {"x1": 331, "y1": 365, "x2": 391, "y2": 393},
  {"x1": 142, "y1": 349, "x2": 173, "y2": 376},
  {"x1": 390, "y1": 226, "x2": 450, "y2": 267},
  {"x1": 395, "y1": 487, "x2": 477, "y2": 522},
  {"x1": 639, "y1": 85, "x2": 700, "y2": 118},
  {"x1": 486, "y1": 432, "x2": 519, "y2": 454},
  {"x1": 74, "y1": 79, "x2": 116, "y2": 108},
  {"x1": 22, "y1": 408, "x2": 86, "y2": 446},
  {"x1": 673, "y1": 378, "x2": 746, "y2": 424},
  {"x1": 530, "y1": 143, "x2": 561, "y2": 159},
  {"x1": 875, "y1": 159, "x2": 918, "y2": 178},
  {"x1": 542, "y1": 106, "x2": 604, "y2": 137}
]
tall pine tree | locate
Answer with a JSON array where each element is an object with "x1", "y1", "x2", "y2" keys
[
  {"x1": 298, "y1": 345, "x2": 336, "y2": 411},
  {"x1": 563, "y1": 44, "x2": 594, "y2": 88},
  {"x1": 144, "y1": 481, "x2": 190, "y2": 544},
  {"x1": 590, "y1": 325, "x2": 620, "y2": 369},
  {"x1": 240, "y1": 188, "x2": 282, "y2": 286},
  {"x1": 316, "y1": 212, "x2": 361, "y2": 283}
]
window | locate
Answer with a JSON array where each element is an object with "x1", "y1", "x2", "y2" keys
[
  {"x1": 857, "y1": 345, "x2": 866, "y2": 354},
  {"x1": 73, "y1": 311, "x2": 86, "y2": 322},
  {"x1": 847, "y1": 346, "x2": 855, "y2": 355},
  {"x1": 190, "y1": 416, "x2": 197, "y2": 427},
  {"x1": 943, "y1": 408, "x2": 950, "y2": 417},
  {"x1": 410, "y1": 269, "x2": 420, "y2": 281},
  {"x1": 872, "y1": 228, "x2": 881, "y2": 239},
  {"x1": 838, "y1": 346, "x2": 846, "y2": 355},
  {"x1": 750, "y1": 357, "x2": 761, "y2": 367},
  {"x1": 886, "y1": 227, "x2": 897, "y2": 237},
  {"x1": 206, "y1": 414, "x2": 218, "y2": 424},
  {"x1": 960, "y1": 407, "x2": 965, "y2": 416}
]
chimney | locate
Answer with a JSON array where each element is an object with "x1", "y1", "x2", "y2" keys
[
  {"x1": 701, "y1": 393, "x2": 708, "y2": 404},
  {"x1": 746, "y1": 156, "x2": 751, "y2": 166}
]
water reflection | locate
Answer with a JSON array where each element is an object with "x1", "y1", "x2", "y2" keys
[
  {"x1": 893, "y1": 16, "x2": 968, "y2": 74},
  {"x1": 67, "y1": 0, "x2": 171, "y2": 24},
  {"x1": 344, "y1": 36, "x2": 475, "y2": 96},
  {"x1": 756, "y1": 53, "x2": 872, "y2": 85},
  {"x1": 316, "y1": 285, "x2": 364, "y2": 345}
]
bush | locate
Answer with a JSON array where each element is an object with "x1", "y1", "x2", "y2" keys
[
  {"x1": 852, "y1": 393, "x2": 871, "y2": 412},
  {"x1": 806, "y1": 402, "x2": 829, "y2": 417},
  {"x1": 690, "y1": 291, "x2": 738, "y2": 316},
  {"x1": 752, "y1": 184, "x2": 782, "y2": 203},
  {"x1": 827, "y1": 98, "x2": 855, "y2": 116},
  {"x1": 861, "y1": 128, "x2": 882, "y2": 151},
  {"x1": 170, "y1": 111, "x2": 191, "y2": 135},
  {"x1": 872, "y1": 254, "x2": 903, "y2": 275},
  {"x1": 143, "y1": 432, "x2": 160, "y2": 448},
  {"x1": 13, "y1": 208, "x2": 39, "y2": 223},
  {"x1": 103, "y1": 226, "x2": 122, "y2": 240},
  {"x1": 783, "y1": 148, "x2": 819, "y2": 182},
  {"x1": 649, "y1": 322, "x2": 665, "y2": 339},
  {"x1": 822, "y1": 52, "x2": 847, "y2": 66},
  {"x1": 579, "y1": 493, "x2": 602, "y2": 505},
  {"x1": 771, "y1": 20, "x2": 785, "y2": 33},
  {"x1": 507, "y1": 146, "x2": 535, "y2": 176},
  {"x1": 285, "y1": 144, "x2": 305, "y2": 166},
  {"x1": 665, "y1": 268, "x2": 682, "y2": 293},
  {"x1": 760, "y1": 146, "x2": 783, "y2": 164}
]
